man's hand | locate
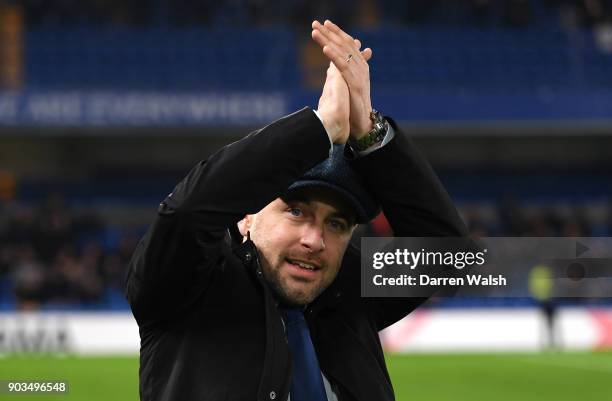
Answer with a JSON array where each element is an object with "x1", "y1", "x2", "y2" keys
[
  {"x1": 312, "y1": 20, "x2": 374, "y2": 140},
  {"x1": 317, "y1": 61, "x2": 350, "y2": 144}
]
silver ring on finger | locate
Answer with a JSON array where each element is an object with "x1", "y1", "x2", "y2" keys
[{"x1": 346, "y1": 54, "x2": 353, "y2": 63}]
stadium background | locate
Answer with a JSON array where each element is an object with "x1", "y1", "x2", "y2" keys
[{"x1": 0, "y1": 0, "x2": 611, "y2": 400}]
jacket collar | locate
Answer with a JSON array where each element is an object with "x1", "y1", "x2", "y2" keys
[{"x1": 227, "y1": 226, "x2": 258, "y2": 266}]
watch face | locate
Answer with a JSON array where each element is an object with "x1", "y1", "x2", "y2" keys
[{"x1": 370, "y1": 110, "x2": 382, "y2": 123}]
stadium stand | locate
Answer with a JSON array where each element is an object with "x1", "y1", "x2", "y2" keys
[{"x1": 1, "y1": 0, "x2": 611, "y2": 311}]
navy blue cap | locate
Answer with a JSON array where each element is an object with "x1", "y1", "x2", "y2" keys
[{"x1": 287, "y1": 145, "x2": 380, "y2": 224}]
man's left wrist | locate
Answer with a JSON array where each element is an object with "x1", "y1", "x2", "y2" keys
[
  {"x1": 349, "y1": 109, "x2": 388, "y2": 152},
  {"x1": 352, "y1": 120, "x2": 374, "y2": 141}
]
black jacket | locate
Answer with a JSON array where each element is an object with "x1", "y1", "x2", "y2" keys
[{"x1": 125, "y1": 108, "x2": 467, "y2": 401}]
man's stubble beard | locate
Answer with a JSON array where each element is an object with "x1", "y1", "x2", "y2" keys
[{"x1": 260, "y1": 257, "x2": 327, "y2": 307}]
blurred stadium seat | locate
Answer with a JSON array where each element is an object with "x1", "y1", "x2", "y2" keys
[
  {"x1": 17, "y1": 26, "x2": 612, "y2": 92},
  {"x1": 24, "y1": 27, "x2": 299, "y2": 90}
]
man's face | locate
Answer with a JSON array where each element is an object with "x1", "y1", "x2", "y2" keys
[{"x1": 238, "y1": 188, "x2": 356, "y2": 306}]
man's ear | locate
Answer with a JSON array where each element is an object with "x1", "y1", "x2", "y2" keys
[{"x1": 237, "y1": 215, "x2": 253, "y2": 237}]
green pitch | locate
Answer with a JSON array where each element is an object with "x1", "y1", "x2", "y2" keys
[{"x1": 1, "y1": 352, "x2": 610, "y2": 400}]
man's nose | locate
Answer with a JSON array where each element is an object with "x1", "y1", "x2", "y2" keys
[{"x1": 300, "y1": 224, "x2": 325, "y2": 252}]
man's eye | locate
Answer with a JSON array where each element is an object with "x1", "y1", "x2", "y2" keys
[
  {"x1": 329, "y1": 219, "x2": 347, "y2": 232},
  {"x1": 288, "y1": 207, "x2": 302, "y2": 217}
]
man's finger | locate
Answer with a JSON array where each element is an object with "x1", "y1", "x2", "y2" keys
[
  {"x1": 322, "y1": 45, "x2": 348, "y2": 71},
  {"x1": 324, "y1": 20, "x2": 354, "y2": 44},
  {"x1": 311, "y1": 29, "x2": 327, "y2": 48},
  {"x1": 313, "y1": 27, "x2": 360, "y2": 67},
  {"x1": 322, "y1": 24, "x2": 366, "y2": 65},
  {"x1": 312, "y1": 28, "x2": 338, "y2": 51},
  {"x1": 354, "y1": 39, "x2": 374, "y2": 63},
  {"x1": 313, "y1": 29, "x2": 343, "y2": 59},
  {"x1": 314, "y1": 20, "x2": 352, "y2": 52},
  {"x1": 315, "y1": 31, "x2": 360, "y2": 64},
  {"x1": 313, "y1": 23, "x2": 368, "y2": 75},
  {"x1": 326, "y1": 61, "x2": 337, "y2": 75},
  {"x1": 312, "y1": 20, "x2": 336, "y2": 42}
]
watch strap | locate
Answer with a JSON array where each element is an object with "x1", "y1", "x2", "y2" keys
[{"x1": 353, "y1": 109, "x2": 388, "y2": 151}]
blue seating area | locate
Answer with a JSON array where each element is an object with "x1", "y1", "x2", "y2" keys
[
  {"x1": 25, "y1": 27, "x2": 299, "y2": 90},
  {"x1": 23, "y1": 26, "x2": 612, "y2": 92},
  {"x1": 360, "y1": 27, "x2": 581, "y2": 91}
]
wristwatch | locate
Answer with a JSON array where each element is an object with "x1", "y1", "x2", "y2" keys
[{"x1": 352, "y1": 109, "x2": 388, "y2": 151}]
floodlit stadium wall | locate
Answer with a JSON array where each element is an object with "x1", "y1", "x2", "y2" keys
[{"x1": 1, "y1": 308, "x2": 611, "y2": 355}]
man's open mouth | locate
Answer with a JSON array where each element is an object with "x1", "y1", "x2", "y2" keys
[{"x1": 286, "y1": 258, "x2": 321, "y2": 271}]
